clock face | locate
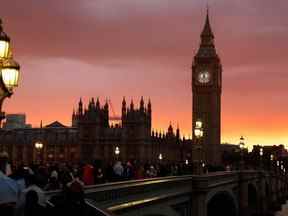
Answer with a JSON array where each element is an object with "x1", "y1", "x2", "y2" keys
[{"x1": 197, "y1": 71, "x2": 211, "y2": 84}]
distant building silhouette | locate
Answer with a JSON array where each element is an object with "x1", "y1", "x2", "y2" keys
[
  {"x1": 3, "y1": 113, "x2": 31, "y2": 129},
  {"x1": 0, "y1": 98, "x2": 192, "y2": 165}
]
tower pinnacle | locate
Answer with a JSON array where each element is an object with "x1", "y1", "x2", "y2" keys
[
  {"x1": 196, "y1": 8, "x2": 217, "y2": 58},
  {"x1": 201, "y1": 8, "x2": 214, "y2": 45}
]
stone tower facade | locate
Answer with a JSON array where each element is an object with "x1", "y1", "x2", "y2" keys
[
  {"x1": 192, "y1": 10, "x2": 222, "y2": 165},
  {"x1": 71, "y1": 97, "x2": 188, "y2": 164}
]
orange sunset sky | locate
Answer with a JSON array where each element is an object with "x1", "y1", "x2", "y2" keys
[{"x1": 1, "y1": 1, "x2": 288, "y2": 149}]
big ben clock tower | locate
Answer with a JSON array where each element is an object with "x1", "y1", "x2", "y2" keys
[{"x1": 192, "y1": 10, "x2": 222, "y2": 165}]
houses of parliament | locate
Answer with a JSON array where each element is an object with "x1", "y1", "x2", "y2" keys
[
  {"x1": 0, "y1": 97, "x2": 192, "y2": 165},
  {"x1": 0, "y1": 11, "x2": 233, "y2": 166}
]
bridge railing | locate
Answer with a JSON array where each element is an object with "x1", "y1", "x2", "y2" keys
[{"x1": 44, "y1": 171, "x2": 288, "y2": 215}]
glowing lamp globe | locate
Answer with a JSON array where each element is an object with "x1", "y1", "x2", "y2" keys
[
  {"x1": 115, "y1": 146, "x2": 120, "y2": 155},
  {"x1": 0, "y1": 21, "x2": 10, "y2": 58},
  {"x1": 35, "y1": 142, "x2": 43, "y2": 149},
  {"x1": 195, "y1": 120, "x2": 202, "y2": 129},
  {"x1": 194, "y1": 128, "x2": 203, "y2": 138},
  {"x1": 0, "y1": 40, "x2": 9, "y2": 58},
  {"x1": 1, "y1": 58, "x2": 20, "y2": 90}
]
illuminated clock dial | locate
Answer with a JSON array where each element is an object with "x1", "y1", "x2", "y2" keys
[{"x1": 198, "y1": 71, "x2": 211, "y2": 84}]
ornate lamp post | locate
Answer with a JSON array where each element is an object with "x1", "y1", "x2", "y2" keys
[
  {"x1": 0, "y1": 19, "x2": 20, "y2": 126},
  {"x1": 34, "y1": 141, "x2": 43, "y2": 164},
  {"x1": 194, "y1": 119, "x2": 203, "y2": 174},
  {"x1": 239, "y1": 136, "x2": 245, "y2": 170}
]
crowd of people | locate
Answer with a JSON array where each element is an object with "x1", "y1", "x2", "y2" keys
[
  {"x1": 1, "y1": 151, "x2": 234, "y2": 216},
  {"x1": 0, "y1": 151, "x2": 200, "y2": 216}
]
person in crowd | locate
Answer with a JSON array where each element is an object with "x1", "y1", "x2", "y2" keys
[
  {"x1": 10, "y1": 166, "x2": 28, "y2": 193},
  {"x1": 16, "y1": 174, "x2": 47, "y2": 216},
  {"x1": 105, "y1": 162, "x2": 114, "y2": 182},
  {"x1": 123, "y1": 161, "x2": 134, "y2": 180},
  {"x1": 83, "y1": 163, "x2": 94, "y2": 185},
  {"x1": 146, "y1": 165, "x2": 157, "y2": 178},
  {"x1": 35, "y1": 165, "x2": 49, "y2": 188},
  {"x1": 0, "y1": 156, "x2": 19, "y2": 216},
  {"x1": 58, "y1": 165, "x2": 73, "y2": 189},
  {"x1": 44, "y1": 168, "x2": 60, "y2": 190},
  {"x1": 0, "y1": 151, "x2": 12, "y2": 176},
  {"x1": 23, "y1": 190, "x2": 46, "y2": 216},
  {"x1": 95, "y1": 168, "x2": 104, "y2": 184},
  {"x1": 135, "y1": 164, "x2": 145, "y2": 179},
  {"x1": 64, "y1": 172, "x2": 85, "y2": 216},
  {"x1": 171, "y1": 164, "x2": 179, "y2": 176},
  {"x1": 113, "y1": 161, "x2": 124, "y2": 181}
]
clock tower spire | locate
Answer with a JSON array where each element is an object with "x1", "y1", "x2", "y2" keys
[
  {"x1": 197, "y1": 8, "x2": 217, "y2": 58},
  {"x1": 192, "y1": 10, "x2": 222, "y2": 165}
]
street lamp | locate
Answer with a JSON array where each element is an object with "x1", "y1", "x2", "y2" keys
[
  {"x1": 34, "y1": 141, "x2": 43, "y2": 164},
  {"x1": 194, "y1": 119, "x2": 204, "y2": 174},
  {"x1": 270, "y1": 154, "x2": 274, "y2": 171},
  {"x1": 35, "y1": 142, "x2": 43, "y2": 150},
  {"x1": 185, "y1": 159, "x2": 189, "y2": 165},
  {"x1": 239, "y1": 136, "x2": 245, "y2": 149},
  {"x1": 194, "y1": 120, "x2": 203, "y2": 139},
  {"x1": 158, "y1": 153, "x2": 163, "y2": 161},
  {"x1": 0, "y1": 19, "x2": 20, "y2": 125},
  {"x1": 200, "y1": 161, "x2": 206, "y2": 174},
  {"x1": 115, "y1": 146, "x2": 120, "y2": 160},
  {"x1": 259, "y1": 147, "x2": 263, "y2": 170},
  {"x1": 276, "y1": 160, "x2": 280, "y2": 174},
  {"x1": 259, "y1": 147, "x2": 263, "y2": 157},
  {"x1": 239, "y1": 136, "x2": 245, "y2": 170}
]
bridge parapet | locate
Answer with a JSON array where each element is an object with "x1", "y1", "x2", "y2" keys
[{"x1": 45, "y1": 171, "x2": 288, "y2": 216}]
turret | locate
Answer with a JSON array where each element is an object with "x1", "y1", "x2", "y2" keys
[
  {"x1": 96, "y1": 97, "x2": 100, "y2": 110},
  {"x1": 140, "y1": 96, "x2": 144, "y2": 112},
  {"x1": 167, "y1": 122, "x2": 174, "y2": 136},
  {"x1": 104, "y1": 99, "x2": 109, "y2": 111},
  {"x1": 88, "y1": 99, "x2": 93, "y2": 111},
  {"x1": 72, "y1": 108, "x2": 78, "y2": 127},
  {"x1": 147, "y1": 98, "x2": 151, "y2": 115},
  {"x1": 176, "y1": 124, "x2": 180, "y2": 140},
  {"x1": 122, "y1": 97, "x2": 126, "y2": 116},
  {"x1": 130, "y1": 99, "x2": 134, "y2": 111},
  {"x1": 91, "y1": 97, "x2": 95, "y2": 109},
  {"x1": 78, "y1": 98, "x2": 83, "y2": 115}
]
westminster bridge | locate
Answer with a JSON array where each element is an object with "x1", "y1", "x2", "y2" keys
[{"x1": 46, "y1": 170, "x2": 288, "y2": 216}]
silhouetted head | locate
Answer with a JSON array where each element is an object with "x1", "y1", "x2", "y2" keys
[{"x1": 25, "y1": 190, "x2": 39, "y2": 207}]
